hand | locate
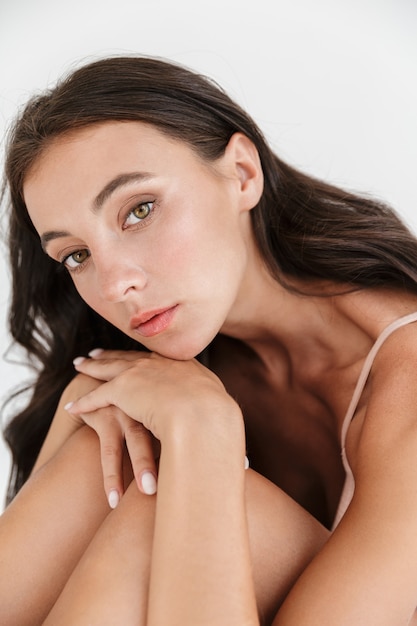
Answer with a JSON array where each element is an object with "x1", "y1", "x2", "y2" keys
[
  {"x1": 66, "y1": 351, "x2": 159, "y2": 508},
  {"x1": 69, "y1": 349, "x2": 239, "y2": 438},
  {"x1": 66, "y1": 350, "x2": 245, "y2": 502}
]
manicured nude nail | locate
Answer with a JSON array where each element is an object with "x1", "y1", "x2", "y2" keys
[
  {"x1": 141, "y1": 472, "x2": 157, "y2": 495},
  {"x1": 88, "y1": 348, "x2": 104, "y2": 358},
  {"x1": 73, "y1": 356, "x2": 85, "y2": 366},
  {"x1": 244, "y1": 455, "x2": 250, "y2": 470},
  {"x1": 64, "y1": 401, "x2": 74, "y2": 411},
  {"x1": 108, "y1": 489, "x2": 120, "y2": 509}
]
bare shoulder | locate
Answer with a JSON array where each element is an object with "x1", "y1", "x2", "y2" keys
[
  {"x1": 371, "y1": 321, "x2": 417, "y2": 408},
  {"x1": 355, "y1": 323, "x2": 417, "y2": 474}
]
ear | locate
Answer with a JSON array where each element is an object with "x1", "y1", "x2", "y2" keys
[{"x1": 223, "y1": 132, "x2": 264, "y2": 212}]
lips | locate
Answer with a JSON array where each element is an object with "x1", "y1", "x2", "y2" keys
[{"x1": 129, "y1": 305, "x2": 178, "y2": 338}]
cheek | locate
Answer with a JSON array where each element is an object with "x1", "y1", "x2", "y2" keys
[
  {"x1": 155, "y1": 213, "x2": 204, "y2": 276},
  {"x1": 67, "y1": 270, "x2": 107, "y2": 313},
  {"x1": 73, "y1": 280, "x2": 101, "y2": 311},
  {"x1": 167, "y1": 232, "x2": 245, "y2": 300}
]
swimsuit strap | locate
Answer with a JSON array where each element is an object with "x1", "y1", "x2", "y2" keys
[
  {"x1": 340, "y1": 311, "x2": 417, "y2": 449},
  {"x1": 333, "y1": 311, "x2": 417, "y2": 530}
]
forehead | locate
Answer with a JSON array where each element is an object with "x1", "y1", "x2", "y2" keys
[
  {"x1": 23, "y1": 121, "x2": 205, "y2": 211},
  {"x1": 23, "y1": 120, "x2": 224, "y2": 238},
  {"x1": 26, "y1": 120, "x2": 188, "y2": 182}
]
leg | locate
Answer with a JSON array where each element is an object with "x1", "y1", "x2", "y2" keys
[
  {"x1": 245, "y1": 469, "x2": 328, "y2": 625},
  {"x1": 0, "y1": 427, "x2": 111, "y2": 626},
  {"x1": 42, "y1": 469, "x2": 328, "y2": 626},
  {"x1": 43, "y1": 482, "x2": 155, "y2": 625}
]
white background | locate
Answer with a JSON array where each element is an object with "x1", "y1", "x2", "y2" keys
[{"x1": 1, "y1": 0, "x2": 416, "y2": 509}]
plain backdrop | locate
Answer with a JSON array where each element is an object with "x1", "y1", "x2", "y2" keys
[{"x1": 0, "y1": 0, "x2": 416, "y2": 509}]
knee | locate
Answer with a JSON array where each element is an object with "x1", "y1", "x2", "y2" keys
[{"x1": 51, "y1": 426, "x2": 102, "y2": 474}]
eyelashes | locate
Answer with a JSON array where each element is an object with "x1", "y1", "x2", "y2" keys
[
  {"x1": 59, "y1": 199, "x2": 156, "y2": 273},
  {"x1": 61, "y1": 248, "x2": 91, "y2": 272},
  {"x1": 123, "y1": 200, "x2": 154, "y2": 228}
]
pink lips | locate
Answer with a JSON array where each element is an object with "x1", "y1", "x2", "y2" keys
[{"x1": 130, "y1": 305, "x2": 178, "y2": 338}]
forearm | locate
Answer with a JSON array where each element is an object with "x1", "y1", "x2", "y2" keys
[
  {"x1": 147, "y1": 403, "x2": 259, "y2": 626},
  {"x1": 59, "y1": 354, "x2": 328, "y2": 623},
  {"x1": 273, "y1": 489, "x2": 417, "y2": 625},
  {"x1": 41, "y1": 458, "x2": 328, "y2": 626}
]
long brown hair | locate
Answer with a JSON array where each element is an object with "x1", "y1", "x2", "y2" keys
[{"x1": 3, "y1": 55, "x2": 417, "y2": 503}]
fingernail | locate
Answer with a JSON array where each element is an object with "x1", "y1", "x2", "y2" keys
[
  {"x1": 244, "y1": 455, "x2": 250, "y2": 470},
  {"x1": 64, "y1": 401, "x2": 74, "y2": 411},
  {"x1": 73, "y1": 356, "x2": 85, "y2": 366},
  {"x1": 141, "y1": 472, "x2": 157, "y2": 495},
  {"x1": 108, "y1": 489, "x2": 120, "y2": 509},
  {"x1": 88, "y1": 348, "x2": 104, "y2": 358}
]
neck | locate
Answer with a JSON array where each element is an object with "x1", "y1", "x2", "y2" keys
[{"x1": 221, "y1": 255, "x2": 417, "y2": 382}]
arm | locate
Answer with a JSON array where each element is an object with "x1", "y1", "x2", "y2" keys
[
  {"x1": 36, "y1": 351, "x2": 328, "y2": 626},
  {"x1": 148, "y1": 393, "x2": 258, "y2": 625},
  {"x1": 67, "y1": 353, "x2": 261, "y2": 624},
  {"x1": 0, "y1": 365, "x2": 151, "y2": 624},
  {"x1": 273, "y1": 348, "x2": 417, "y2": 625},
  {"x1": 77, "y1": 349, "x2": 417, "y2": 625},
  {"x1": 33, "y1": 362, "x2": 157, "y2": 506},
  {"x1": 40, "y1": 460, "x2": 328, "y2": 626}
]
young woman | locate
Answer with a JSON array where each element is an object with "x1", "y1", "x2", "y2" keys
[{"x1": 2, "y1": 55, "x2": 417, "y2": 625}]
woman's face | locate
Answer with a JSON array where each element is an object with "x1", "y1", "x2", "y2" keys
[{"x1": 24, "y1": 121, "x2": 262, "y2": 359}]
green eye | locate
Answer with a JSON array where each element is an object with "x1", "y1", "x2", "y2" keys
[
  {"x1": 132, "y1": 202, "x2": 152, "y2": 220},
  {"x1": 124, "y1": 202, "x2": 155, "y2": 228},
  {"x1": 64, "y1": 249, "x2": 90, "y2": 270},
  {"x1": 72, "y1": 250, "x2": 89, "y2": 263},
  {"x1": 125, "y1": 201, "x2": 154, "y2": 226}
]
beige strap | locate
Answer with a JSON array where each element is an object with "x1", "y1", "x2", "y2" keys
[
  {"x1": 333, "y1": 311, "x2": 417, "y2": 529},
  {"x1": 340, "y1": 311, "x2": 417, "y2": 450}
]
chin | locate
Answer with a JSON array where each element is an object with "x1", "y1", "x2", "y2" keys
[
  {"x1": 148, "y1": 334, "x2": 213, "y2": 362},
  {"x1": 153, "y1": 345, "x2": 202, "y2": 362}
]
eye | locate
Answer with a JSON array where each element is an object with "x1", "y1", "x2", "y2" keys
[
  {"x1": 124, "y1": 201, "x2": 154, "y2": 227},
  {"x1": 62, "y1": 248, "x2": 90, "y2": 270}
]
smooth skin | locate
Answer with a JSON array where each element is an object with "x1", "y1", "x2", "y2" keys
[
  {"x1": 69, "y1": 343, "x2": 417, "y2": 625},
  {"x1": 0, "y1": 372, "x2": 328, "y2": 625},
  {"x1": 4, "y1": 120, "x2": 417, "y2": 623}
]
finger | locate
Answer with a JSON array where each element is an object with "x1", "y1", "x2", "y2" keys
[
  {"x1": 64, "y1": 381, "x2": 114, "y2": 415},
  {"x1": 80, "y1": 407, "x2": 126, "y2": 508},
  {"x1": 65, "y1": 376, "x2": 147, "y2": 432},
  {"x1": 122, "y1": 416, "x2": 158, "y2": 496},
  {"x1": 87, "y1": 348, "x2": 147, "y2": 361},
  {"x1": 64, "y1": 380, "x2": 158, "y2": 492},
  {"x1": 73, "y1": 353, "x2": 151, "y2": 381},
  {"x1": 99, "y1": 424, "x2": 125, "y2": 509}
]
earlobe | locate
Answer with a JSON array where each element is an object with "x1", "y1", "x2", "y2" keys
[{"x1": 225, "y1": 133, "x2": 264, "y2": 212}]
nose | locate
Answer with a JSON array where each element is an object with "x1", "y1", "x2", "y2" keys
[{"x1": 95, "y1": 250, "x2": 148, "y2": 302}]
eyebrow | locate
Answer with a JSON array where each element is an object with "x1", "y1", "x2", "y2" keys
[
  {"x1": 40, "y1": 229, "x2": 71, "y2": 251},
  {"x1": 92, "y1": 171, "x2": 154, "y2": 212},
  {"x1": 40, "y1": 171, "x2": 154, "y2": 251}
]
